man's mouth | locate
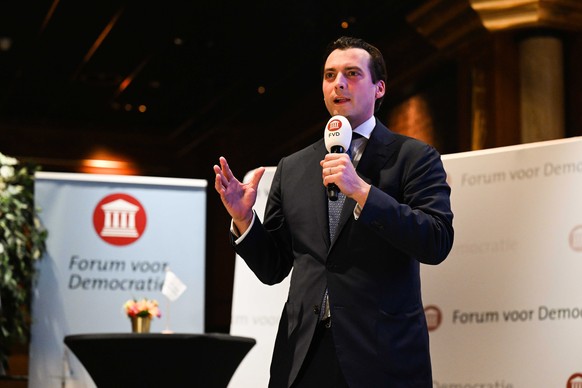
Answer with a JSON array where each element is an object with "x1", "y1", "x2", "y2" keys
[{"x1": 334, "y1": 97, "x2": 350, "y2": 104}]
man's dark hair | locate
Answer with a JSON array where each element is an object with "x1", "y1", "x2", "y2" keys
[{"x1": 322, "y1": 36, "x2": 387, "y2": 112}]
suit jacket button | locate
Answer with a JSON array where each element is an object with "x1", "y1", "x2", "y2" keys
[{"x1": 313, "y1": 305, "x2": 320, "y2": 315}]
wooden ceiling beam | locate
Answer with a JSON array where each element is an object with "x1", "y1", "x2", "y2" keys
[
  {"x1": 406, "y1": 0, "x2": 487, "y2": 50},
  {"x1": 468, "y1": 0, "x2": 582, "y2": 31}
]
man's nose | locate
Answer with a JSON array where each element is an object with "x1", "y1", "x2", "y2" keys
[{"x1": 335, "y1": 74, "x2": 347, "y2": 90}]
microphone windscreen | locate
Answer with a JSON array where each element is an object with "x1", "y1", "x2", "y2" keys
[{"x1": 324, "y1": 115, "x2": 352, "y2": 152}]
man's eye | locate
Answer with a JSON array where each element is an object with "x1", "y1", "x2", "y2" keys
[
  {"x1": 348, "y1": 71, "x2": 360, "y2": 77},
  {"x1": 324, "y1": 73, "x2": 335, "y2": 79}
]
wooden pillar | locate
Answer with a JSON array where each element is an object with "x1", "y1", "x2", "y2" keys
[
  {"x1": 519, "y1": 34, "x2": 565, "y2": 143},
  {"x1": 464, "y1": 32, "x2": 520, "y2": 150}
]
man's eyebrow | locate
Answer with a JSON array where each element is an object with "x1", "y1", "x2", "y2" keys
[{"x1": 324, "y1": 65, "x2": 363, "y2": 72}]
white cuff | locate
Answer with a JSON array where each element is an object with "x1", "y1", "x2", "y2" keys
[{"x1": 230, "y1": 211, "x2": 256, "y2": 244}]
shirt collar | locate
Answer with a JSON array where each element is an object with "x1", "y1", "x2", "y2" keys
[{"x1": 352, "y1": 116, "x2": 375, "y2": 140}]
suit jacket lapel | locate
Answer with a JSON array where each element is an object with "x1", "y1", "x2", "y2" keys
[
  {"x1": 356, "y1": 121, "x2": 396, "y2": 184},
  {"x1": 333, "y1": 121, "x2": 397, "y2": 246},
  {"x1": 311, "y1": 140, "x2": 333, "y2": 248}
]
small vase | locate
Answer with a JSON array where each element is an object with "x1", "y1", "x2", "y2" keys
[{"x1": 130, "y1": 316, "x2": 151, "y2": 333}]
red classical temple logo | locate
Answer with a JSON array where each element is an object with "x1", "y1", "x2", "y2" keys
[{"x1": 93, "y1": 193, "x2": 147, "y2": 246}]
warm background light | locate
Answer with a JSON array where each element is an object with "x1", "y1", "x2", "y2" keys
[{"x1": 79, "y1": 149, "x2": 139, "y2": 175}]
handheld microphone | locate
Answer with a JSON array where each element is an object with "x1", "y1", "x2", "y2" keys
[{"x1": 323, "y1": 115, "x2": 352, "y2": 201}]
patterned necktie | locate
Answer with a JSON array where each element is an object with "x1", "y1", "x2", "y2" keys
[
  {"x1": 320, "y1": 133, "x2": 363, "y2": 322},
  {"x1": 328, "y1": 193, "x2": 345, "y2": 242}
]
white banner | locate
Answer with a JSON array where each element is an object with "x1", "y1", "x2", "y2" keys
[
  {"x1": 30, "y1": 172, "x2": 207, "y2": 388},
  {"x1": 424, "y1": 137, "x2": 582, "y2": 387},
  {"x1": 229, "y1": 137, "x2": 582, "y2": 387},
  {"x1": 229, "y1": 167, "x2": 289, "y2": 388}
]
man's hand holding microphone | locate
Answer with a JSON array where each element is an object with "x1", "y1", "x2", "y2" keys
[{"x1": 321, "y1": 115, "x2": 370, "y2": 207}]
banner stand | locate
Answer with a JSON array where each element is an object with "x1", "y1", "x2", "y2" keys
[{"x1": 30, "y1": 172, "x2": 207, "y2": 388}]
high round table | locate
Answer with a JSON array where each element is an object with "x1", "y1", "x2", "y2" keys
[{"x1": 64, "y1": 333, "x2": 256, "y2": 387}]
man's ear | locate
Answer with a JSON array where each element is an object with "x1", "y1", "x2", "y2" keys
[{"x1": 375, "y1": 80, "x2": 386, "y2": 98}]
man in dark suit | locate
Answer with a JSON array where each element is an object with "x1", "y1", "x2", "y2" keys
[{"x1": 213, "y1": 36, "x2": 454, "y2": 387}]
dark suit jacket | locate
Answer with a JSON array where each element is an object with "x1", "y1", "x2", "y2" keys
[{"x1": 234, "y1": 120, "x2": 454, "y2": 388}]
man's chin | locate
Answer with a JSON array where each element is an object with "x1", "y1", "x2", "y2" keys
[{"x1": 330, "y1": 108, "x2": 350, "y2": 118}]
